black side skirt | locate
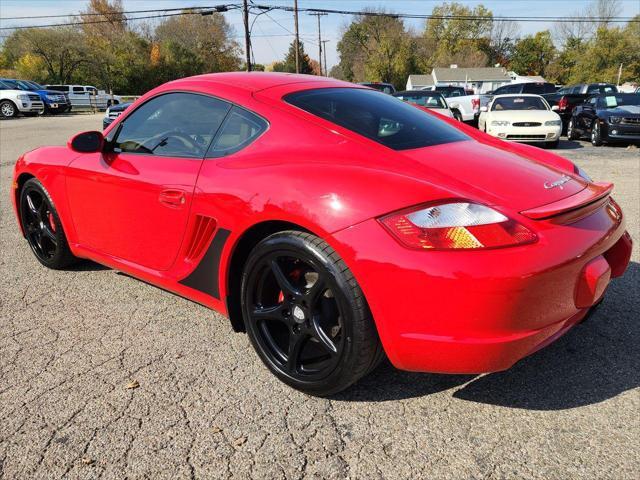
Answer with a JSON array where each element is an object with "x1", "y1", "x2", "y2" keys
[{"x1": 178, "y1": 228, "x2": 231, "y2": 299}]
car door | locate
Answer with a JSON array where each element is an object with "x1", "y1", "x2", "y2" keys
[
  {"x1": 581, "y1": 96, "x2": 598, "y2": 131},
  {"x1": 65, "y1": 92, "x2": 231, "y2": 271}
]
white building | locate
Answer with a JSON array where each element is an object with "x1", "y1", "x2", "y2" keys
[{"x1": 406, "y1": 67, "x2": 512, "y2": 93}]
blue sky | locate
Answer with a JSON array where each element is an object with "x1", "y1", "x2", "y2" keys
[{"x1": 1, "y1": 0, "x2": 638, "y2": 68}]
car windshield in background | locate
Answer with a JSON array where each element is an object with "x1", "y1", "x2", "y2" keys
[
  {"x1": 492, "y1": 96, "x2": 547, "y2": 111},
  {"x1": 599, "y1": 93, "x2": 640, "y2": 108},
  {"x1": 25, "y1": 80, "x2": 45, "y2": 90},
  {"x1": 394, "y1": 92, "x2": 447, "y2": 109},
  {"x1": 434, "y1": 87, "x2": 465, "y2": 98},
  {"x1": 1, "y1": 79, "x2": 28, "y2": 90},
  {"x1": 360, "y1": 83, "x2": 395, "y2": 94},
  {"x1": 285, "y1": 87, "x2": 468, "y2": 151},
  {"x1": 587, "y1": 84, "x2": 617, "y2": 94}
]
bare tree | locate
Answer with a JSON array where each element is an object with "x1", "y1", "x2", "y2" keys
[{"x1": 555, "y1": 0, "x2": 621, "y2": 45}]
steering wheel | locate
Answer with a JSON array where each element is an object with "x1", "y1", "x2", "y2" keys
[{"x1": 140, "y1": 129, "x2": 203, "y2": 155}]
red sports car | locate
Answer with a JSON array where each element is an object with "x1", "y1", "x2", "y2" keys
[{"x1": 11, "y1": 73, "x2": 632, "y2": 396}]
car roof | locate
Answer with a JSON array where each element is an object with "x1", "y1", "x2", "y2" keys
[
  {"x1": 168, "y1": 72, "x2": 352, "y2": 93},
  {"x1": 491, "y1": 93, "x2": 545, "y2": 98},
  {"x1": 394, "y1": 90, "x2": 444, "y2": 96}
]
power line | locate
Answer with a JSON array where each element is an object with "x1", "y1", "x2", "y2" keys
[
  {"x1": 0, "y1": 5, "x2": 235, "y2": 21},
  {"x1": 250, "y1": 4, "x2": 640, "y2": 23}
]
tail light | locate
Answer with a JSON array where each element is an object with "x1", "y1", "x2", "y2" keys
[
  {"x1": 471, "y1": 98, "x2": 480, "y2": 111},
  {"x1": 558, "y1": 96, "x2": 568, "y2": 111},
  {"x1": 379, "y1": 202, "x2": 537, "y2": 250}
]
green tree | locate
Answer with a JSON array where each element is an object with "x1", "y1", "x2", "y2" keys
[
  {"x1": 280, "y1": 41, "x2": 314, "y2": 74},
  {"x1": 509, "y1": 30, "x2": 556, "y2": 77}
]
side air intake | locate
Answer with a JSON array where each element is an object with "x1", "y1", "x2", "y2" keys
[{"x1": 185, "y1": 215, "x2": 217, "y2": 262}]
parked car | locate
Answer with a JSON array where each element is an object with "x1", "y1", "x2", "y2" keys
[
  {"x1": 542, "y1": 83, "x2": 619, "y2": 132},
  {"x1": 103, "y1": 101, "x2": 133, "y2": 129},
  {"x1": 358, "y1": 82, "x2": 396, "y2": 94},
  {"x1": 45, "y1": 84, "x2": 109, "y2": 110},
  {"x1": 478, "y1": 94, "x2": 562, "y2": 148},
  {"x1": 0, "y1": 78, "x2": 71, "y2": 114},
  {"x1": 392, "y1": 90, "x2": 454, "y2": 118},
  {"x1": 420, "y1": 85, "x2": 485, "y2": 122},
  {"x1": 568, "y1": 92, "x2": 640, "y2": 146},
  {"x1": 11, "y1": 72, "x2": 632, "y2": 395},
  {"x1": 491, "y1": 82, "x2": 558, "y2": 96},
  {"x1": 0, "y1": 80, "x2": 44, "y2": 117}
]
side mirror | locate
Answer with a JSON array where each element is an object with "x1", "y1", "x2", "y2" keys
[
  {"x1": 480, "y1": 106, "x2": 488, "y2": 112},
  {"x1": 68, "y1": 131, "x2": 104, "y2": 153},
  {"x1": 551, "y1": 105, "x2": 559, "y2": 111}
]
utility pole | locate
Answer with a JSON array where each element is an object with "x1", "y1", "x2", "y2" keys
[
  {"x1": 616, "y1": 63, "x2": 623, "y2": 86},
  {"x1": 293, "y1": 0, "x2": 300, "y2": 73},
  {"x1": 309, "y1": 12, "x2": 327, "y2": 75},
  {"x1": 243, "y1": 0, "x2": 251, "y2": 71},
  {"x1": 322, "y1": 40, "x2": 329, "y2": 77}
]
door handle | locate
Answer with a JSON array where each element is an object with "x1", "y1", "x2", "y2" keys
[{"x1": 159, "y1": 189, "x2": 186, "y2": 207}]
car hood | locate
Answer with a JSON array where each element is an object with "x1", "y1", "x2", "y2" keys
[
  {"x1": 488, "y1": 110, "x2": 559, "y2": 122},
  {"x1": 601, "y1": 105, "x2": 640, "y2": 116},
  {"x1": 109, "y1": 102, "x2": 133, "y2": 112},
  {"x1": 396, "y1": 139, "x2": 586, "y2": 211}
]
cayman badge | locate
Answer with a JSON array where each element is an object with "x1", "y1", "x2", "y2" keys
[{"x1": 544, "y1": 175, "x2": 571, "y2": 190}]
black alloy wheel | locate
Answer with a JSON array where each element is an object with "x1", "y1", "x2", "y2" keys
[
  {"x1": 19, "y1": 178, "x2": 76, "y2": 269},
  {"x1": 241, "y1": 231, "x2": 382, "y2": 396}
]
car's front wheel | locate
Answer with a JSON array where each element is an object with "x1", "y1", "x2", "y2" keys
[
  {"x1": 0, "y1": 100, "x2": 17, "y2": 118},
  {"x1": 241, "y1": 231, "x2": 382, "y2": 396},
  {"x1": 591, "y1": 121, "x2": 603, "y2": 146},
  {"x1": 19, "y1": 178, "x2": 77, "y2": 269}
]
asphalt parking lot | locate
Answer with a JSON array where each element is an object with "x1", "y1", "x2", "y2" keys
[{"x1": 1, "y1": 114, "x2": 638, "y2": 479}]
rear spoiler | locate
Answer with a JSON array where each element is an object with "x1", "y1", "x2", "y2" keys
[{"x1": 520, "y1": 182, "x2": 613, "y2": 221}]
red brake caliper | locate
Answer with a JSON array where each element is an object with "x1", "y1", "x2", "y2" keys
[{"x1": 48, "y1": 212, "x2": 56, "y2": 232}]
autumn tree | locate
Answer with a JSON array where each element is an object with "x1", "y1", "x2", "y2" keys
[
  {"x1": 335, "y1": 13, "x2": 416, "y2": 88},
  {"x1": 2, "y1": 27, "x2": 89, "y2": 83},
  {"x1": 420, "y1": 2, "x2": 492, "y2": 69}
]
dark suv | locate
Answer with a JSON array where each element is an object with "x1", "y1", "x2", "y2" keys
[{"x1": 491, "y1": 82, "x2": 557, "y2": 95}]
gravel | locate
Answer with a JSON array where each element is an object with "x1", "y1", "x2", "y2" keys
[{"x1": 1, "y1": 114, "x2": 638, "y2": 479}]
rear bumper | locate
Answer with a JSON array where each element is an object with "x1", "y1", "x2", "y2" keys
[{"x1": 331, "y1": 200, "x2": 631, "y2": 373}]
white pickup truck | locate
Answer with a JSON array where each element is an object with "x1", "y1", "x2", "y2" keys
[
  {"x1": 0, "y1": 80, "x2": 44, "y2": 117},
  {"x1": 44, "y1": 84, "x2": 113, "y2": 110},
  {"x1": 420, "y1": 85, "x2": 490, "y2": 123}
]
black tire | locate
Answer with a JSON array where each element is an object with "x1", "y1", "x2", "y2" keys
[
  {"x1": 591, "y1": 121, "x2": 603, "y2": 146},
  {"x1": 567, "y1": 118, "x2": 578, "y2": 140},
  {"x1": 452, "y1": 110, "x2": 463, "y2": 122},
  {"x1": 19, "y1": 178, "x2": 77, "y2": 269},
  {"x1": 241, "y1": 231, "x2": 381, "y2": 396},
  {"x1": 0, "y1": 100, "x2": 17, "y2": 118}
]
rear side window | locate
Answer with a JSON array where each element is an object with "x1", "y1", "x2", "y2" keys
[
  {"x1": 587, "y1": 84, "x2": 617, "y2": 94},
  {"x1": 285, "y1": 87, "x2": 468, "y2": 151},
  {"x1": 48, "y1": 85, "x2": 68, "y2": 92},
  {"x1": 208, "y1": 106, "x2": 268, "y2": 158},
  {"x1": 73, "y1": 87, "x2": 85, "y2": 93}
]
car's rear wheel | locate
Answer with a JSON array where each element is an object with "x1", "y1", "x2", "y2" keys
[
  {"x1": 567, "y1": 118, "x2": 578, "y2": 140},
  {"x1": 452, "y1": 110, "x2": 463, "y2": 122},
  {"x1": 0, "y1": 100, "x2": 17, "y2": 118},
  {"x1": 591, "y1": 121, "x2": 603, "y2": 146},
  {"x1": 241, "y1": 231, "x2": 382, "y2": 396},
  {"x1": 19, "y1": 178, "x2": 77, "y2": 269}
]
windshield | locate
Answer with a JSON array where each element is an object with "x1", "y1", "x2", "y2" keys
[
  {"x1": 435, "y1": 88, "x2": 465, "y2": 98},
  {"x1": 1, "y1": 79, "x2": 30, "y2": 91},
  {"x1": 285, "y1": 87, "x2": 468, "y2": 151},
  {"x1": 24, "y1": 80, "x2": 44, "y2": 90},
  {"x1": 394, "y1": 92, "x2": 447, "y2": 109},
  {"x1": 360, "y1": 83, "x2": 395, "y2": 94},
  {"x1": 599, "y1": 93, "x2": 640, "y2": 108},
  {"x1": 491, "y1": 96, "x2": 548, "y2": 111}
]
